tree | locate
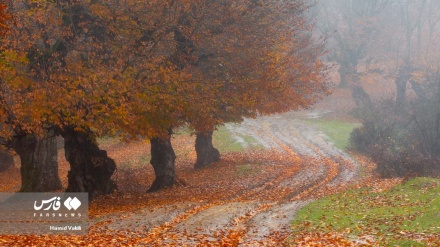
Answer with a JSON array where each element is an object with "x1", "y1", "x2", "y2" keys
[
  {"x1": 12, "y1": 130, "x2": 62, "y2": 191},
  {"x1": 2, "y1": 0, "x2": 328, "y2": 194},
  {"x1": 51, "y1": 0, "x2": 119, "y2": 198},
  {"x1": 350, "y1": 68, "x2": 440, "y2": 177},
  {"x1": 346, "y1": 0, "x2": 440, "y2": 177},
  {"x1": 2, "y1": 0, "x2": 184, "y2": 194},
  {"x1": 0, "y1": 1, "x2": 62, "y2": 191},
  {"x1": 316, "y1": 0, "x2": 389, "y2": 86},
  {"x1": 181, "y1": 0, "x2": 328, "y2": 168},
  {"x1": 389, "y1": 0, "x2": 435, "y2": 106},
  {"x1": 1, "y1": 0, "x2": 123, "y2": 196},
  {"x1": 0, "y1": 2, "x2": 14, "y2": 173},
  {"x1": 0, "y1": 44, "x2": 62, "y2": 191},
  {"x1": 107, "y1": 0, "x2": 328, "y2": 181},
  {"x1": 77, "y1": 0, "x2": 194, "y2": 192}
]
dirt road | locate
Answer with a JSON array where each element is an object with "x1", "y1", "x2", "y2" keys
[{"x1": 91, "y1": 111, "x2": 359, "y2": 246}]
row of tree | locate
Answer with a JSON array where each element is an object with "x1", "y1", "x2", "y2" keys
[{"x1": 0, "y1": 0, "x2": 328, "y2": 198}]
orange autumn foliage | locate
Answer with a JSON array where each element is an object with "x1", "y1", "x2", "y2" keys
[{"x1": 1, "y1": 0, "x2": 327, "y2": 143}]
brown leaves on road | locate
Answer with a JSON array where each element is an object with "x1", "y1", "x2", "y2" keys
[{"x1": 0, "y1": 137, "x2": 389, "y2": 246}]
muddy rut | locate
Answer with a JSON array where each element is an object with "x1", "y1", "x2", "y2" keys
[{"x1": 92, "y1": 111, "x2": 359, "y2": 246}]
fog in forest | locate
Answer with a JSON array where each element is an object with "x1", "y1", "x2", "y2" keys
[
  {"x1": 311, "y1": 0, "x2": 440, "y2": 177},
  {"x1": 0, "y1": 1, "x2": 439, "y2": 245}
]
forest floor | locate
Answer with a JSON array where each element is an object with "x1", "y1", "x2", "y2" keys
[
  {"x1": 90, "y1": 111, "x2": 364, "y2": 246},
  {"x1": 0, "y1": 108, "x2": 398, "y2": 246},
  {"x1": 0, "y1": 75, "x2": 415, "y2": 246}
]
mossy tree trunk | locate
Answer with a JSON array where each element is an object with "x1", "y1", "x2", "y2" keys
[
  {"x1": 148, "y1": 136, "x2": 177, "y2": 192},
  {"x1": 194, "y1": 131, "x2": 220, "y2": 169},
  {"x1": 12, "y1": 130, "x2": 62, "y2": 192},
  {"x1": 63, "y1": 128, "x2": 116, "y2": 199}
]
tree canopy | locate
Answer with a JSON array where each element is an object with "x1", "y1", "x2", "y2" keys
[{"x1": 0, "y1": 0, "x2": 328, "y2": 193}]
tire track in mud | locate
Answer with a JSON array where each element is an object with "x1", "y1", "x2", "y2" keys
[
  {"x1": 126, "y1": 117, "x2": 305, "y2": 245},
  {"x1": 130, "y1": 143, "x2": 305, "y2": 245},
  {"x1": 101, "y1": 111, "x2": 359, "y2": 246},
  {"x1": 221, "y1": 115, "x2": 344, "y2": 246}
]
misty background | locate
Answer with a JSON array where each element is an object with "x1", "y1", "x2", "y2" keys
[{"x1": 312, "y1": 0, "x2": 440, "y2": 177}]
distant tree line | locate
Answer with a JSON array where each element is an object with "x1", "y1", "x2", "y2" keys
[{"x1": 314, "y1": 0, "x2": 440, "y2": 177}]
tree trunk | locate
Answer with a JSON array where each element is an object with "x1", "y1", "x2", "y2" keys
[
  {"x1": 338, "y1": 63, "x2": 358, "y2": 87},
  {"x1": 0, "y1": 150, "x2": 14, "y2": 172},
  {"x1": 409, "y1": 80, "x2": 426, "y2": 100},
  {"x1": 12, "y1": 131, "x2": 62, "y2": 192},
  {"x1": 338, "y1": 65, "x2": 349, "y2": 87},
  {"x1": 352, "y1": 85, "x2": 372, "y2": 109},
  {"x1": 396, "y1": 79, "x2": 407, "y2": 106},
  {"x1": 63, "y1": 128, "x2": 116, "y2": 199},
  {"x1": 396, "y1": 65, "x2": 411, "y2": 106},
  {"x1": 148, "y1": 136, "x2": 177, "y2": 192},
  {"x1": 194, "y1": 131, "x2": 220, "y2": 169}
]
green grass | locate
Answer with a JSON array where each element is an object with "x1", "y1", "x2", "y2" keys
[
  {"x1": 309, "y1": 120, "x2": 360, "y2": 150},
  {"x1": 291, "y1": 177, "x2": 440, "y2": 246},
  {"x1": 213, "y1": 126, "x2": 262, "y2": 152},
  {"x1": 213, "y1": 126, "x2": 244, "y2": 152},
  {"x1": 173, "y1": 126, "x2": 192, "y2": 136},
  {"x1": 175, "y1": 125, "x2": 262, "y2": 153}
]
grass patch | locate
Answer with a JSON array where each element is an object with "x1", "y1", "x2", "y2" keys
[
  {"x1": 175, "y1": 126, "x2": 246, "y2": 152},
  {"x1": 213, "y1": 126, "x2": 243, "y2": 152},
  {"x1": 309, "y1": 120, "x2": 360, "y2": 150},
  {"x1": 213, "y1": 126, "x2": 262, "y2": 152},
  {"x1": 173, "y1": 126, "x2": 193, "y2": 136},
  {"x1": 291, "y1": 177, "x2": 440, "y2": 246}
]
